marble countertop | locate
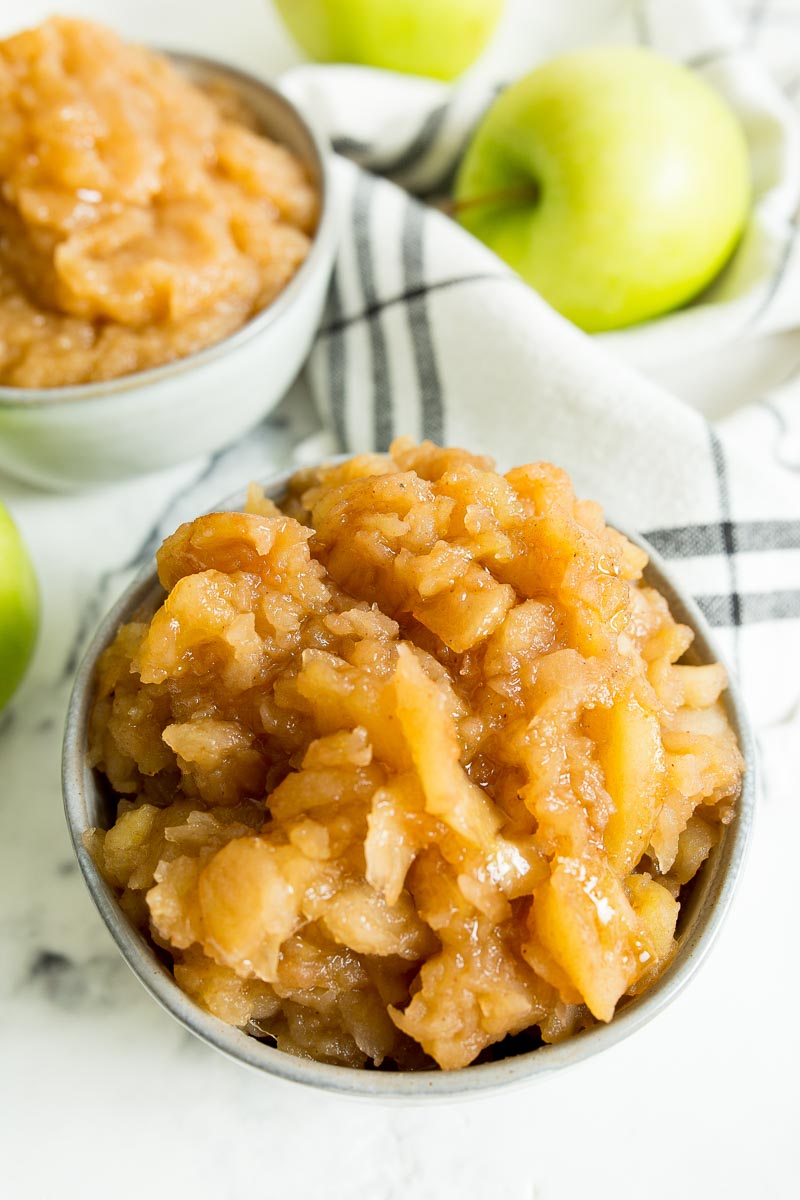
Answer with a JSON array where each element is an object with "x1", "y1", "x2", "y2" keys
[{"x1": 1, "y1": 2, "x2": 797, "y2": 1197}]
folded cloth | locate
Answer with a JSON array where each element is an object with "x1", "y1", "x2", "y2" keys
[{"x1": 280, "y1": 0, "x2": 800, "y2": 767}]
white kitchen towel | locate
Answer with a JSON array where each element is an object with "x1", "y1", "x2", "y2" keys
[{"x1": 281, "y1": 0, "x2": 800, "y2": 760}]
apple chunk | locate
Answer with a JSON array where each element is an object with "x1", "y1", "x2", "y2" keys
[
  {"x1": 593, "y1": 693, "x2": 666, "y2": 875},
  {"x1": 530, "y1": 856, "x2": 650, "y2": 1021}
]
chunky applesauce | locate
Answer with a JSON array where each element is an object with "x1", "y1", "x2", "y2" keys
[
  {"x1": 87, "y1": 441, "x2": 744, "y2": 1070},
  {"x1": 0, "y1": 18, "x2": 317, "y2": 388}
]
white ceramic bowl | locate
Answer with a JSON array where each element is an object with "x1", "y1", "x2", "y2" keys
[
  {"x1": 62, "y1": 465, "x2": 755, "y2": 1098},
  {"x1": 0, "y1": 54, "x2": 336, "y2": 491}
]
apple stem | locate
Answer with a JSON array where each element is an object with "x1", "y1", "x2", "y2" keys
[{"x1": 444, "y1": 182, "x2": 540, "y2": 216}]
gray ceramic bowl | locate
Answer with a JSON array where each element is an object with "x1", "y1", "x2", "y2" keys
[
  {"x1": 0, "y1": 54, "x2": 336, "y2": 491},
  {"x1": 62, "y1": 464, "x2": 755, "y2": 1098}
]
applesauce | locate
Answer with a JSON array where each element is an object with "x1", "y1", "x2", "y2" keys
[
  {"x1": 88, "y1": 441, "x2": 744, "y2": 1070},
  {"x1": 0, "y1": 18, "x2": 318, "y2": 389}
]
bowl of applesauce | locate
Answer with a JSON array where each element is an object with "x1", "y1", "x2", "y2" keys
[
  {"x1": 63, "y1": 442, "x2": 755, "y2": 1098},
  {"x1": 0, "y1": 19, "x2": 336, "y2": 490}
]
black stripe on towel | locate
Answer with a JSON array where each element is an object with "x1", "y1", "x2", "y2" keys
[
  {"x1": 335, "y1": 102, "x2": 450, "y2": 178},
  {"x1": 709, "y1": 428, "x2": 743, "y2": 631},
  {"x1": 326, "y1": 269, "x2": 347, "y2": 449},
  {"x1": 417, "y1": 83, "x2": 507, "y2": 201},
  {"x1": 318, "y1": 271, "x2": 513, "y2": 337},
  {"x1": 331, "y1": 135, "x2": 374, "y2": 157},
  {"x1": 353, "y1": 173, "x2": 393, "y2": 451},
  {"x1": 402, "y1": 198, "x2": 444, "y2": 443},
  {"x1": 372, "y1": 102, "x2": 450, "y2": 178},
  {"x1": 697, "y1": 589, "x2": 800, "y2": 626},
  {"x1": 645, "y1": 518, "x2": 800, "y2": 558}
]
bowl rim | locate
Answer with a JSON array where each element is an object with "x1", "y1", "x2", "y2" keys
[
  {"x1": 0, "y1": 51, "x2": 335, "y2": 410},
  {"x1": 62, "y1": 462, "x2": 756, "y2": 1099}
]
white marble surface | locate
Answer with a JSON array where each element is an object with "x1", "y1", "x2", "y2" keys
[{"x1": 1, "y1": 2, "x2": 798, "y2": 1197}]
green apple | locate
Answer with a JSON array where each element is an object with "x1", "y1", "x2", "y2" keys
[
  {"x1": 0, "y1": 502, "x2": 38, "y2": 711},
  {"x1": 454, "y1": 47, "x2": 751, "y2": 332},
  {"x1": 273, "y1": 0, "x2": 505, "y2": 81}
]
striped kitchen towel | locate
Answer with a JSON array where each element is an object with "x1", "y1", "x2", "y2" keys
[{"x1": 281, "y1": 0, "x2": 800, "y2": 777}]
